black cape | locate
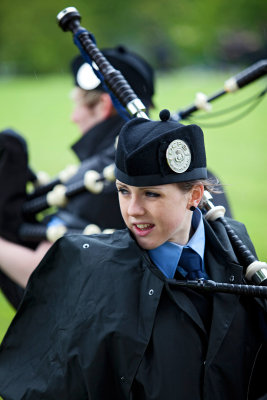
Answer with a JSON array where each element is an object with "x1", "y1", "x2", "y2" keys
[{"x1": 0, "y1": 219, "x2": 266, "y2": 399}]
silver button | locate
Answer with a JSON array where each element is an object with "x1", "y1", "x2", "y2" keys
[
  {"x1": 229, "y1": 275, "x2": 235, "y2": 282},
  {"x1": 148, "y1": 289, "x2": 154, "y2": 296},
  {"x1": 83, "y1": 243, "x2": 90, "y2": 249}
]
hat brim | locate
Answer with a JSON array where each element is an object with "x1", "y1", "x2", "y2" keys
[{"x1": 115, "y1": 166, "x2": 207, "y2": 186}]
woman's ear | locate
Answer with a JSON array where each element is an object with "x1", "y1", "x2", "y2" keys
[
  {"x1": 189, "y1": 184, "x2": 204, "y2": 209},
  {"x1": 98, "y1": 93, "x2": 116, "y2": 119}
]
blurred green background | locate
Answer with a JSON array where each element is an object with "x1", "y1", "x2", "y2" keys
[
  {"x1": 0, "y1": 0, "x2": 267, "y2": 340},
  {"x1": 0, "y1": 0, "x2": 266, "y2": 72}
]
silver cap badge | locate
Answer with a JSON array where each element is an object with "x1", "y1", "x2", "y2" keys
[{"x1": 166, "y1": 139, "x2": 191, "y2": 173}]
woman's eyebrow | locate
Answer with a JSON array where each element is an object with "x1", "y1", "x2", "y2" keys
[
  {"x1": 116, "y1": 183, "x2": 129, "y2": 190},
  {"x1": 139, "y1": 186, "x2": 164, "y2": 191},
  {"x1": 116, "y1": 182, "x2": 127, "y2": 187}
]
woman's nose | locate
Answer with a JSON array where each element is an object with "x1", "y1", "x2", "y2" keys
[{"x1": 127, "y1": 197, "x2": 145, "y2": 216}]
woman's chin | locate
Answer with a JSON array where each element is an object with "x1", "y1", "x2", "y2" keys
[{"x1": 134, "y1": 235, "x2": 162, "y2": 250}]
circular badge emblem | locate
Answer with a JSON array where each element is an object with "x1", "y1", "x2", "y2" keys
[{"x1": 166, "y1": 139, "x2": 191, "y2": 173}]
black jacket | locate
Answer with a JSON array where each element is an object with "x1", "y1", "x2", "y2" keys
[{"x1": 0, "y1": 218, "x2": 266, "y2": 399}]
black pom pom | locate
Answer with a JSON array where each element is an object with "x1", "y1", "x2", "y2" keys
[
  {"x1": 159, "y1": 109, "x2": 170, "y2": 122},
  {"x1": 117, "y1": 45, "x2": 127, "y2": 54}
]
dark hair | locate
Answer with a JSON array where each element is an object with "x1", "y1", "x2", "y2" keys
[{"x1": 177, "y1": 178, "x2": 223, "y2": 209}]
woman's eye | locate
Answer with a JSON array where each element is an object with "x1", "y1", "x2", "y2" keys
[
  {"x1": 145, "y1": 191, "x2": 160, "y2": 198},
  {"x1": 117, "y1": 188, "x2": 129, "y2": 195}
]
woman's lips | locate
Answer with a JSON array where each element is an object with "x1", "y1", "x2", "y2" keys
[{"x1": 132, "y1": 223, "x2": 155, "y2": 237}]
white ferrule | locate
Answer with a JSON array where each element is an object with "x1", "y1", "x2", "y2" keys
[
  {"x1": 84, "y1": 170, "x2": 104, "y2": 194},
  {"x1": 46, "y1": 224, "x2": 67, "y2": 242},
  {"x1": 205, "y1": 206, "x2": 226, "y2": 221},
  {"x1": 58, "y1": 164, "x2": 78, "y2": 183},
  {"x1": 194, "y1": 92, "x2": 212, "y2": 111},
  {"x1": 83, "y1": 224, "x2": 101, "y2": 235},
  {"x1": 245, "y1": 261, "x2": 267, "y2": 281},
  {"x1": 46, "y1": 184, "x2": 67, "y2": 207},
  {"x1": 224, "y1": 77, "x2": 239, "y2": 93},
  {"x1": 103, "y1": 164, "x2": 115, "y2": 182}
]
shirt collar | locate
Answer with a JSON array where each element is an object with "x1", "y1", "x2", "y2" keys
[{"x1": 148, "y1": 208, "x2": 205, "y2": 279}]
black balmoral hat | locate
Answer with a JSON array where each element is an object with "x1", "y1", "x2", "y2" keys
[
  {"x1": 71, "y1": 45, "x2": 154, "y2": 108},
  {"x1": 115, "y1": 110, "x2": 207, "y2": 186}
]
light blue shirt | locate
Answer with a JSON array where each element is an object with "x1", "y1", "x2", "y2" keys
[{"x1": 148, "y1": 208, "x2": 206, "y2": 279}]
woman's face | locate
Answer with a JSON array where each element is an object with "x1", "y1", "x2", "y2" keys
[
  {"x1": 71, "y1": 101, "x2": 102, "y2": 134},
  {"x1": 71, "y1": 89, "x2": 104, "y2": 135},
  {"x1": 116, "y1": 180, "x2": 196, "y2": 250}
]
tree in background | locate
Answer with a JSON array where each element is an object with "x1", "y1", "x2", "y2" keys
[{"x1": 0, "y1": 0, "x2": 266, "y2": 72}]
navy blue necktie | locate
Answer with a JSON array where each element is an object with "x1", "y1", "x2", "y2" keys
[{"x1": 178, "y1": 247, "x2": 208, "y2": 280}]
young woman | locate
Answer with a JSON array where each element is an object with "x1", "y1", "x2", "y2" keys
[{"x1": 0, "y1": 111, "x2": 265, "y2": 400}]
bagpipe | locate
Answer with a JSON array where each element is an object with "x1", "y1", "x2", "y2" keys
[
  {"x1": 15, "y1": 7, "x2": 267, "y2": 246},
  {"x1": 2, "y1": 7, "x2": 267, "y2": 299},
  {"x1": 50, "y1": 6, "x2": 267, "y2": 299}
]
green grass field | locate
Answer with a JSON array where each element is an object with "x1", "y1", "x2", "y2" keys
[{"x1": 0, "y1": 68, "x2": 267, "y2": 342}]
